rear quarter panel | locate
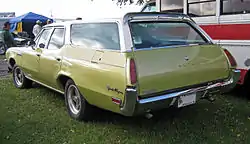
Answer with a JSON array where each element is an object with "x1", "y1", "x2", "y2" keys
[{"x1": 60, "y1": 45, "x2": 127, "y2": 113}]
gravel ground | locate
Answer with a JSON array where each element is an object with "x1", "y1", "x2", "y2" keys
[{"x1": 0, "y1": 59, "x2": 9, "y2": 77}]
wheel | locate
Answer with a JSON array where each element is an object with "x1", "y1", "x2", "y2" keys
[
  {"x1": 64, "y1": 79, "x2": 94, "y2": 121},
  {"x1": 0, "y1": 43, "x2": 6, "y2": 55},
  {"x1": 12, "y1": 65, "x2": 33, "y2": 89}
]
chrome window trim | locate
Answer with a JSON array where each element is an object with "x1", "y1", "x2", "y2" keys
[{"x1": 42, "y1": 13, "x2": 213, "y2": 52}]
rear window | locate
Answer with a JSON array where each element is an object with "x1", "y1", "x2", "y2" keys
[
  {"x1": 129, "y1": 21, "x2": 208, "y2": 49},
  {"x1": 70, "y1": 23, "x2": 120, "y2": 50}
]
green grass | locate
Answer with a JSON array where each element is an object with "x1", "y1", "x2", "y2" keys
[{"x1": 0, "y1": 77, "x2": 250, "y2": 144}]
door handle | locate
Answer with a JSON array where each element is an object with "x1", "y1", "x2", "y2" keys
[{"x1": 91, "y1": 60, "x2": 98, "y2": 64}]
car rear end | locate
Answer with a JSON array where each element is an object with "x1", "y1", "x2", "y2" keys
[{"x1": 119, "y1": 12, "x2": 241, "y2": 116}]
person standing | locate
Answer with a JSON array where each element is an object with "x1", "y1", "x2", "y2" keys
[
  {"x1": 1, "y1": 22, "x2": 16, "y2": 48},
  {"x1": 32, "y1": 20, "x2": 42, "y2": 37}
]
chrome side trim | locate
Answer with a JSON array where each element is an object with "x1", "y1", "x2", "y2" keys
[
  {"x1": 232, "y1": 69, "x2": 241, "y2": 73},
  {"x1": 26, "y1": 76, "x2": 64, "y2": 94},
  {"x1": 125, "y1": 43, "x2": 205, "y2": 52},
  {"x1": 126, "y1": 88, "x2": 137, "y2": 92}
]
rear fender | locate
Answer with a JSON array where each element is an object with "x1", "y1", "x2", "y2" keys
[{"x1": 56, "y1": 71, "x2": 73, "y2": 90}]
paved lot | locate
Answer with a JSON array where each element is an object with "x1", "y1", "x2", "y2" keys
[{"x1": 0, "y1": 59, "x2": 9, "y2": 77}]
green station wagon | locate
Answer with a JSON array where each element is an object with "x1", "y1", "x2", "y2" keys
[{"x1": 6, "y1": 12, "x2": 240, "y2": 121}]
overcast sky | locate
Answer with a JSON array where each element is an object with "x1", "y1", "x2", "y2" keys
[{"x1": 1, "y1": 0, "x2": 142, "y2": 19}]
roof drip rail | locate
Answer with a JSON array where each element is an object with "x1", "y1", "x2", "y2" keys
[
  {"x1": 123, "y1": 12, "x2": 196, "y2": 24},
  {"x1": 159, "y1": 11, "x2": 197, "y2": 24}
]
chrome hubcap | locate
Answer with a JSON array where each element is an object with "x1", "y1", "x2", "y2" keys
[
  {"x1": 14, "y1": 67, "x2": 23, "y2": 86},
  {"x1": 67, "y1": 85, "x2": 81, "y2": 115}
]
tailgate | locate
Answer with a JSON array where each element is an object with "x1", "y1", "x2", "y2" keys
[{"x1": 134, "y1": 45, "x2": 230, "y2": 96}]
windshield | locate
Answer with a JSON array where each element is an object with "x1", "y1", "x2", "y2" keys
[{"x1": 129, "y1": 21, "x2": 209, "y2": 49}]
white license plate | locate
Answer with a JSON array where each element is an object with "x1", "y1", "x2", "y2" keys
[{"x1": 178, "y1": 93, "x2": 196, "y2": 108}]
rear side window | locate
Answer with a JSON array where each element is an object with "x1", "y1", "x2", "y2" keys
[
  {"x1": 70, "y1": 23, "x2": 120, "y2": 50},
  {"x1": 129, "y1": 21, "x2": 208, "y2": 49}
]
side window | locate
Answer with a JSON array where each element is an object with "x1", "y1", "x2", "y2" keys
[
  {"x1": 221, "y1": 0, "x2": 250, "y2": 15},
  {"x1": 188, "y1": 0, "x2": 216, "y2": 17},
  {"x1": 161, "y1": 0, "x2": 183, "y2": 13},
  {"x1": 70, "y1": 23, "x2": 120, "y2": 50},
  {"x1": 47, "y1": 28, "x2": 65, "y2": 50},
  {"x1": 36, "y1": 28, "x2": 52, "y2": 48}
]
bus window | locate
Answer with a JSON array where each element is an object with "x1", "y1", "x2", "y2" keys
[
  {"x1": 161, "y1": 0, "x2": 184, "y2": 13},
  {"x1": 188, "y1": 0, "x2": 216, "y2": 17},
  {"x1": 141, "y1": 3, "x2": 157, "y2": 12},
  {"x1": 221, "y1": 0, "x2": 250, "y2": 15}
]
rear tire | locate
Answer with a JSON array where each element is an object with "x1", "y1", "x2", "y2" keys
[
  {"x1": 12, "y1": 65, "x2": 33, "y2": 89},
  {"x1": 64, "y1": 79, "x2": 94, "y2": 121},
  {"x1": 243, "y1": 81, "x2": 250, "y2": 99}
]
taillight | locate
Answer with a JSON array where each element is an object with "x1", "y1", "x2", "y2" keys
[
  {"x1": 130, "y1": 58, "x2": 137, "y2": 84},
  {"x1": 224, "y1": 49, "x2": 237, "y2": 67}
]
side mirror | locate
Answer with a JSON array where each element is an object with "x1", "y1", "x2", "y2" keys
[
  {"x1": 39, "y1": 43, "x2": 45, "y2": 48},
  {"x1": 27, "y1": 40, "x2": 36, "y2": 46}
]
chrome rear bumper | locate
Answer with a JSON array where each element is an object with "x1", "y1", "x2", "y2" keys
[{"x1": 120, "y1": 69, "x2": 241, "y2": 116}]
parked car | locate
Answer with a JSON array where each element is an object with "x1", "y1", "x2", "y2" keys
[
  {"x1": 12, "y1": 31, "x2": 31, "y2": 47},
  {"x1": 5, "y1": 12, "x2": 241, "y2": 121},
  {"x1": 0, "y1": 31, "x2": 30, "y2": 55}
]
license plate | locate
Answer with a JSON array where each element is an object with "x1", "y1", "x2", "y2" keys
[{"x1": 178, "y1": 93, "x2": 196, "y2": 108}]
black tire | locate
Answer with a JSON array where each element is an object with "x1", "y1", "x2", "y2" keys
[
  {"x1": 12, "y1": 65, "x2": 33, "y2": 89},
  {"x1": 64, "y1": 79, "x2": 94, "y2": 121},
  {"x1": 243, "y1": 82, "x2": 250, "y2": 99}
]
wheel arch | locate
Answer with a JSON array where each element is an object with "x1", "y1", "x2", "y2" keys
[
  {"x1": 57, "y1": 74, "x2": 73, "y2": 90},
  {"x1": 9, "y1": 57, "x2": 16, "y2": 67},
  {"x1": 56, "y1": 73, "x2": 93, "y2": 105}
]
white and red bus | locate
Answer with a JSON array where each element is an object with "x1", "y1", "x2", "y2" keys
[{"x1": 141, "y1": 0, "x2": 250, "y2": 92}]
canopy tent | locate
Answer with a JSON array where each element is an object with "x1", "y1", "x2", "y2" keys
[
  {"x1": 9, "y1": 12, "x2": 52, "y2": 24},
  {"x1": 8, "y1": 12, "x2": 53, "y2": 38}
]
